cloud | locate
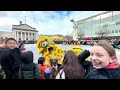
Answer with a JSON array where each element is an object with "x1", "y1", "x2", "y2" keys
[{"x1": 0, "y1": 11, "x2": 105, "y2": 36}]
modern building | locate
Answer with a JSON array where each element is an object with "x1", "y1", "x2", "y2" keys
[
  {"x1": 73, "y1": 11, "x2": 120, "y2": 40},
  {"x1": 12, "y1": 21, "x2": 39, "y2": 41}
]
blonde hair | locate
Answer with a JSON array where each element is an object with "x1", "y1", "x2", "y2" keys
[{"x1": 95, "y1": 41, "x2": 116, "y2": 57}]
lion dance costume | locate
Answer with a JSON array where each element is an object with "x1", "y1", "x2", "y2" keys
[
  {"x1": 36, "y1": 36, "x2": 64, "y2": 65},
  {"x1": 37, "y1": 36, "x2": 90, "y2": 65}
]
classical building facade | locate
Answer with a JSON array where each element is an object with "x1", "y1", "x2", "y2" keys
[
  {"x1": 12, "y1": 21, "x2": 39, "y2": 41},
  {"x1": 73, "y1": 11, "x2": 120, "y2": 40}
]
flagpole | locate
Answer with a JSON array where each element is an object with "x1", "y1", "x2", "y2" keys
[{"x1": 25, "y1": 16, "x2": 26, "y2": 24}]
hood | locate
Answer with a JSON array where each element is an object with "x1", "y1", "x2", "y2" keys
[{"x1": 22, "y1": 51, "x2": 33, "y2": 64}]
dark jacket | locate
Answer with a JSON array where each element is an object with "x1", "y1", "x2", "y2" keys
[
  {"x1": 0, "y1": 47, "x2": 21, "y2": 79},
  {"x1": 78, "y1": 54, "x2": 120, "y2": 79},
  {"x1": 19, "y1": 51, "x2": 40, "y2": 79}
]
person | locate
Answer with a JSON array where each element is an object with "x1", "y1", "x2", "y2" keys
[
  {"x1": 5, "y1": 37, "x2": 18, "y2": 49},
  {"x1": 49, "y1": 56, "x2": 62, "y2": 79},
  {"x1": 38, "y1": 57, "x2": 50, "y2": 79},
  {"x1": 78, "y1": 41, "x2": 120, "y2": 79},
  {"x1": 55, "y1": 50, "x2": 85, "y2": 79},
  {"x1": 0, "y1": 38, "x2": 22, "y2": 79},
  {"x1": 18, "y1": 42, "x2": 26, "y2": 53},
  {"x1": 44, "y1": 68, "x2": 51, "y2": 79},
  {"x1": 1, "y1": 39, "x2": 6, "y2": 48},
  {"x1": 19, "y1": 51, "x2": 40, "y2": 79}
]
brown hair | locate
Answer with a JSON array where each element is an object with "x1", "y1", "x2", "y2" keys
[
  {"x1": 57, "y1": 50, "x2": 85, "y2": 79},
  {"x1": 95, "y1": 41, "x2": 116, "y2": 57}
]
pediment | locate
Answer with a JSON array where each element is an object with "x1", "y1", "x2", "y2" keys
[{"x1": 12, "y1": 24, "x2": 36, "y2": 30}]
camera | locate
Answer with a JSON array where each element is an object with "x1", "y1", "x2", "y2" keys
[{"x1": 78, "y1": 49, "x2": 90, "y2": 64}]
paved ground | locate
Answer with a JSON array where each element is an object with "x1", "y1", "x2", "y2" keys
[
  {"x1": 1, "y1": 44, "x2": 120, "y2": 63},
  {"x1": 25, "y1": 44, "x2": 120, "y2": 63}
]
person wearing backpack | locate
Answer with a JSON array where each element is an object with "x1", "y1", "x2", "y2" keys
[{"x1": 19, "y1": 51, "x2": 40, "y2": 79}]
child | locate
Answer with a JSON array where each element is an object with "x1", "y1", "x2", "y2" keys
[
  {"x1": 19, "y1": 51, "x2": 40, "y2": 79},
  {"x1": 38, "y1": 57, "x2": 50, "y2": 79},
  {"x1": 19, "y1": 42, "x2": 26, "y2": 53},
  {"x1": 78, "y1": 41, "x2": 120, "y2": 79}
]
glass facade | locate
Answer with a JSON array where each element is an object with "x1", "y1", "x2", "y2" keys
[{"x1": 74, "y1": 11, "x2": 120, "y2": 39}]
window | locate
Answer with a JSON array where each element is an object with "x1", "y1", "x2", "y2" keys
[
  {"x1": 116, "y1": 21, "x2": 120, "y2": 25},
  {"x1": 112, "y1": 30, "x2": 114, "y2": 33},
  {"x1": 115, "y1": 30, "x2": 118, "y2": 33}
]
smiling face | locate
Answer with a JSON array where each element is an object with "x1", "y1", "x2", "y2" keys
[
  {"x1": 6, "y1": 40, "x2": 17, "y2": 49},
  {"x1": 90, "y1": 46, "x2": 116, "y2": 69}
]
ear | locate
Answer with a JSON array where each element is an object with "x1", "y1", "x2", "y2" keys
[{"x1": 109, "y1": 56, "x2": 117, "y2": 63}]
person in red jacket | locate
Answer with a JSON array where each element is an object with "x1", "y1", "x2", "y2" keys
[{"x1": 38, "y1": 57, "x2": 51, "y2": 79}]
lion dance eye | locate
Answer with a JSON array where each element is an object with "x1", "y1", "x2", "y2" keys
[{"x1": 42, "y1": 41, "x2": 47, "y2": 47}]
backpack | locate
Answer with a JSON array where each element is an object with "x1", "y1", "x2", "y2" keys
[{"x1": 0, "y1": 64, "x2": 6, "y2": 79}]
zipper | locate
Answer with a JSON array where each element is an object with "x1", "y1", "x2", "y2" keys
[{"x1": 85, "y1": 69, "x2": 96, "y2": 79}]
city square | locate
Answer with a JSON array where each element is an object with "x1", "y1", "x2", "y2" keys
[
  {"x1": 24, "y1": 44, "x2": 120, "y2": 63},
  {"x1": 1, "y1": 11, "x2": 120, "y2": 79}
]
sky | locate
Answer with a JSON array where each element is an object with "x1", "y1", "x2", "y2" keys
[{"x1": 0, "y1": 11, "x2": 105, "y2": 36}]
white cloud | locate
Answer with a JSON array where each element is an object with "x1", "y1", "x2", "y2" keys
[{"x1": 0, "y1": 11, "x2": 105, "y2": 35}]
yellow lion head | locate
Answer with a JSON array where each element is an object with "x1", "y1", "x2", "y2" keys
[{"x1": 37, "y1": 36, "x2": 64, "y2": 65}]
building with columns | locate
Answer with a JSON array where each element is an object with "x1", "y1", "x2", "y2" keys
[{"x1": 12, "y1": 21, "x2": 38, "y2": 41}]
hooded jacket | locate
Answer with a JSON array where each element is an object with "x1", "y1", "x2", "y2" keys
[{"x1": 19, "y1": 51, "x2": 40, "y2": 79}]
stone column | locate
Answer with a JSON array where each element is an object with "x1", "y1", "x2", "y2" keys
[
  {"x1": 14, "y1": 30, "x2": 16, "y2": 40},
  {"x1": 29, "y1": 32, "x2": 31, "y2": 40},
  {"x1": 16, "y1": 31, "x2": 18, "y2": 41},
  {"x1": 25, "y1": 32, "x2": 26, "y2": 40},
  {"x1": 28, "y1": 32, "x2": 30, "y2": 40},
  {"x1": 33, "y1": 33, "x2": 34, "y2": 40},
  {"x1": 31, "y1": 33, "x2": 33, "y2": 40},
  {"x1": 34, "y1": 33, "x2": 36, "y2": 40},
  {"x1": 21, "y1": 31, "x2": 22, "y2": 40},
  {"x1": 15, "y1": 31, "x2": 17, "y2": 40}
]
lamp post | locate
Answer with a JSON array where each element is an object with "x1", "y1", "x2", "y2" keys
[{"x1": 70, "y1": 19, "x2": 78, "y2": 41}]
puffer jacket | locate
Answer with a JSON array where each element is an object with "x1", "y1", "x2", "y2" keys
[
  {"x1": 19, "y1": 51, "x2": 40, "y2": 79},
  {"x1": 78, "y1": 54, "x2": 120, "y2": 79}
]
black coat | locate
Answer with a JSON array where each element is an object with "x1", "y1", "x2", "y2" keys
[
  {"x1": 19, "y1": 51, "x2": 40, "y2": 79},
  {"x1": 0, "y1": 47, "x2": 22, "y2": 79},
  {"x1": 78, "y1": 54, "x2": 120, "y2": 79}
]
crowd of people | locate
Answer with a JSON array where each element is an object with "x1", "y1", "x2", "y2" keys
[{"x1": 0, "y1": 37, "x2": 120, "y2": 79}]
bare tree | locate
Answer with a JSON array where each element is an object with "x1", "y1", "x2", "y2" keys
[
  {"x1": 64, "y1": 32, "x2": 72, "y2": 40},
  {"x1": 97, "y1": 24, "x2": 110, "y2": 40}
]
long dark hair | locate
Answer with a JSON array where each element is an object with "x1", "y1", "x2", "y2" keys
[{"x1": 58, "y1": 50, "x2": 85, "y2": 79}]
